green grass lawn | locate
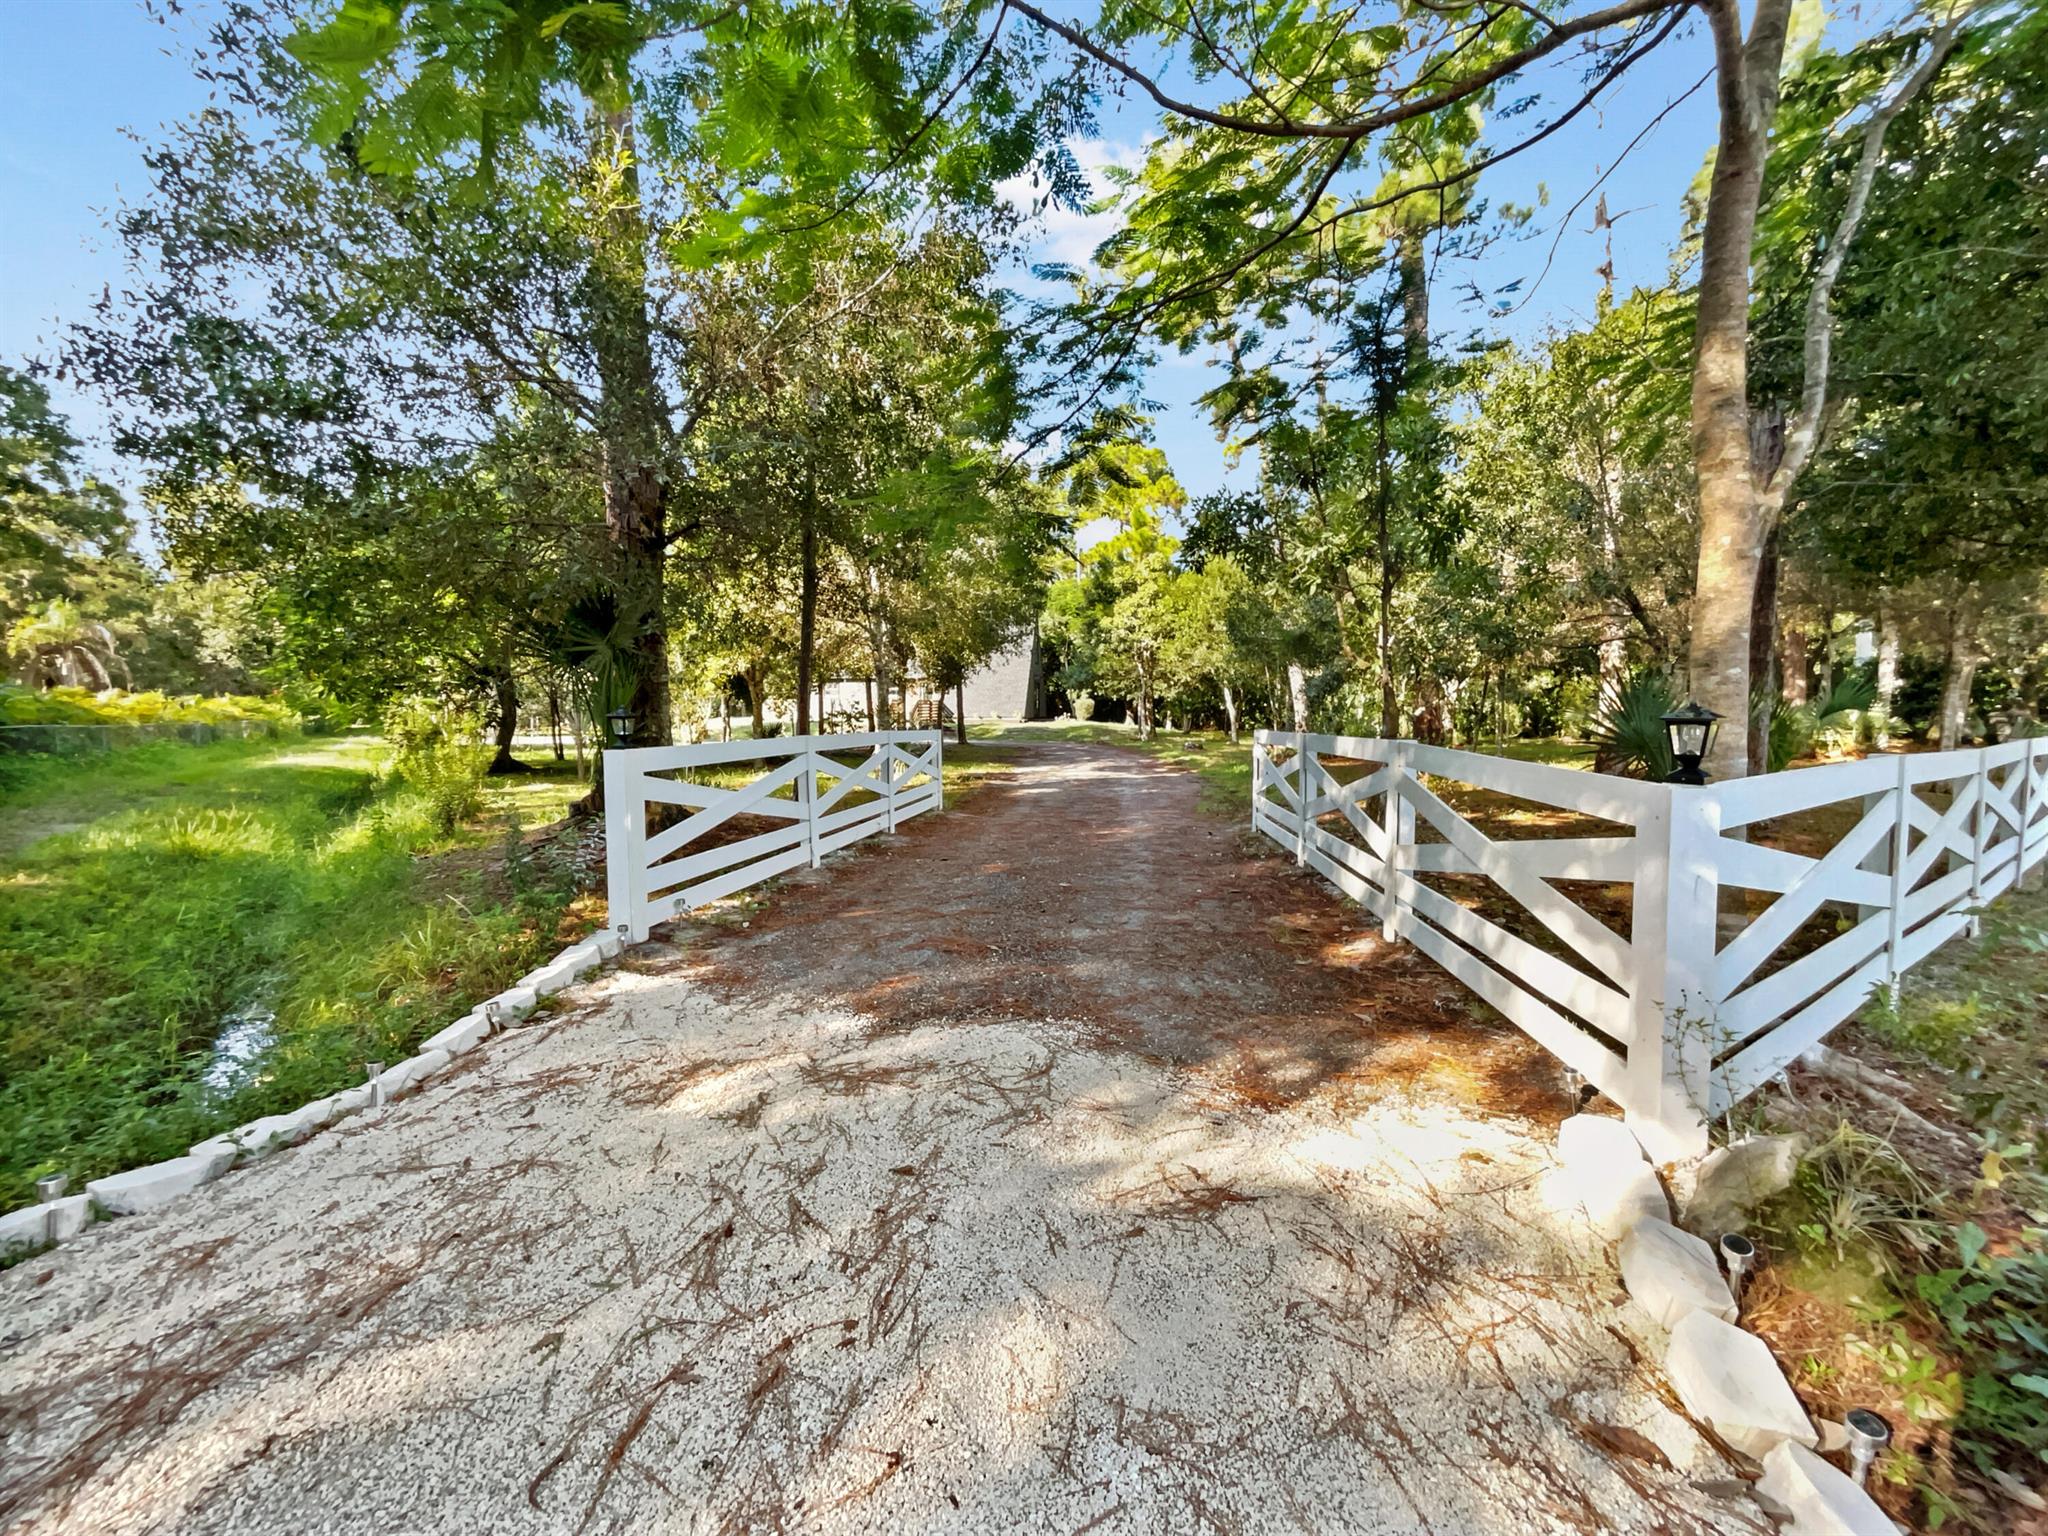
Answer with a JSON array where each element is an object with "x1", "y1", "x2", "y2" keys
[{"x1": 0, "y1": 734, "x2": 600, "y2": 1209}]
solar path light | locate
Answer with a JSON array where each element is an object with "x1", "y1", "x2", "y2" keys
[
  {"x1": 1844, "y1": 1408, "x2": 1890, "y2": 1487},
  {"x1": 1719, "y1": 1232, "x2": 1756, "y2": 1307},
  {"x1": 36, "y1": 1175, "x2": 67, "y2": 1246}
]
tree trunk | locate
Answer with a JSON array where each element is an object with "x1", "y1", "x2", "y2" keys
[
  {"x1": 1746, "y1": 524, "x2": 1782, "y2": 775},
  {"x1": 1686, "y1": 0, "x2": 1796, "y2": 781},
  {"x1": 1221, "y1": 680, "x2": 1239, "y2": 744},
  {"x1": 1374, "y1": 379, "x2": 1401, "y2": 738},
  {"x1": 1286, "y1": 660, "x2": 1309, "y2": 732},
  {"x1": 587, "y1": 103, "x2": 672, "y2": 757},
  {"x1": 1685, "y1": 0, "x2": 1958, "y2": 780},
  {"x1": 1874, "y1": 608, "x2": 1900, "y2": 747},
  {"x1": 1398, "y1": 228, "x2": 1429, "y2": 377},
  {"x1": 547, "y1": 675, "x2": 565, "y2": 761},
  {"x1": 796, "y1": 493, "x2": 817, "y2": 736},
  {"x1": 870, "y1": 616, "x2": 900, "y2": 730},
  {"x1": 955, "y1": 680, "x2": 967, "y2": 746},
  {"x1": 1782, "y1": 623, "x2": 1809, "y2": 707},
  {"x1": 865, "y1": 676, "x2": 876, "y2": 732},
  {"x1": 1938, "y1": 588, "x2": 1982, "y2": 750},
  {"x1": 1598, "y1": 607, "x2": 1629, "y2": 711},
  {"x1": 487, "y1": 665, "x2": 521, "y2": 775},
  {"x1": 744, "y1": 665, "x2": 765, "y2": 737}
]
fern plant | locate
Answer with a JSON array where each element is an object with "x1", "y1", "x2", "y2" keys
[
  {"x1": 1763, "y1": 674, "x2": 1877, "y2": 772},
  {"x1": 1592, "y1": 670, "x2": 1678, "y2": 780}
]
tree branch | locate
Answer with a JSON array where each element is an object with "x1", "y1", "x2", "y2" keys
[
  {"x1": 1004, "y1": 0, "x2": 1687, "y2": 142},
  {"x1": 1764, "y1": 6, "x2": 1975, "y2": 510},
  {"x1": 1103, "y1": 0, "x2": 1685, "y2": 330}
]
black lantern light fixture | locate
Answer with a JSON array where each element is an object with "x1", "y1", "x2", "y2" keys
[
  {"x1": 1661, "y1": 701, "x2": 1721, "y2": 785},
  {"x1": 606, "y1": 706, "x2": 637, "y2": 747}
]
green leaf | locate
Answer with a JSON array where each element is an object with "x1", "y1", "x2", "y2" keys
[{"x1": 1957, "y1": 1222, "x2": 1988, "y2": 1270}]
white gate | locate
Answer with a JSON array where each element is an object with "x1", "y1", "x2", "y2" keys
[
  {"x1": 606, "y1": 731, "x2": 943, "y2": 942},
  {"x1": 1254, "y1": 731, "x2": 2048, "y2": 1158}
]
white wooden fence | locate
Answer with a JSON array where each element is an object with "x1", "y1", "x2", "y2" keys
[
  {"x1": 1254, "y1": 731, "x2": 2048, "y2": 1159},
  {"x1": 605, "y1": 731, "x2": 943, "y2": 942}
]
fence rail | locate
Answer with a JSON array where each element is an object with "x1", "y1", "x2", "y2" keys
[
  {"x1": 605, "y1": 731, "x2": 943, "y2": 942},
  {"x1": 1254, "y1": 730, "x2": 2048, "y2": 1158}
]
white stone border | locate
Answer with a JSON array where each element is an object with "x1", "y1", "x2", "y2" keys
[
  {"x1": 1550, "y1": 1112, "x2": 1903, "y2": 1533},
  {"x1": 0, "y1": 930, "x2": 624, "y2": 1259}
]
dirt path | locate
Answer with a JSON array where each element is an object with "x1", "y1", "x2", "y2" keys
[
  {"x1": 0, "y1": 741, "x2": 1765, "y2": 1536},
  {"x1": 691, "y1": 741, "x2": 1562, "y2": 1120}
]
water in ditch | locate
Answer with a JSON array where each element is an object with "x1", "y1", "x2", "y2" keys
[{"x1": 202, "y1": 1002, "x2": 277, "y2": 1096}]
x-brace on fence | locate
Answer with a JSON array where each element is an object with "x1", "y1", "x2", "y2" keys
[
  {"x1": 1254, "y1": 730, "x2": 2048, "y2": 1159},
  {"x1": 606, "y1": 731, "x2": 943, "y2": 942}
]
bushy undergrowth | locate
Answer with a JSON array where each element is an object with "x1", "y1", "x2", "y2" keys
[
  {"x1": 0, "y1": 683, "x2": 298, "y2": 727},
  {"x1": 384, "y1": 697, "x2": 492, "y2": 834},
  {"x1": 1755, "y1": 894, "x2": 2048, "y2": 1525},
  {"x1": 0, "y1": 737, "x2": 589, "y2": 1209}
]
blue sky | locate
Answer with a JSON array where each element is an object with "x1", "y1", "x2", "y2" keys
[{"x1": 1, "y1": 0, "x2": 1751, "y2": 505}]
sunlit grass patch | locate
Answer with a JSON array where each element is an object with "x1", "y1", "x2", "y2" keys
[{"x1": 0, "y1": 735, "x2": 598, "y2": 1208}]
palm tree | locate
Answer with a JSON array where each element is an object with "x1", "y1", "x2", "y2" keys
[{"x1": 7, "y1": 600, "x2": 129, "y2": 690}]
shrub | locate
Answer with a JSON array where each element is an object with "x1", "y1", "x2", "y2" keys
[
  {"x1": 382, "y1": 698, "x2": 488, "y2": 836},
  {"x1": 1765, "y1": 674, "x2": 1876, "y2": 771},
  {"x1": 0, "y1": 683, "x2": 298, "y2": 729},
  {"x1": 1916, "y1": 1226, "x2": 2048, "y2": 1477}
]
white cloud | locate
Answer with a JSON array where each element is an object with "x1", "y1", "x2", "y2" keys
[{"x1": 999, "y1": 137, "x2": 1150, "y2": 277}]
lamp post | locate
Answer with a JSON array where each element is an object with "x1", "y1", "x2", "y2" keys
[
  {"x1": 1661, "y1": 701, "x2": 1722, "y2": 785},
  {"x1": 607, "y1": 706, "x2": 637, "y2": 749}
]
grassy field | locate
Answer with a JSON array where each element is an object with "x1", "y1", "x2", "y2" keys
[{"x1": 0, "y1": 734, "x2": 599, "y2": 1209}]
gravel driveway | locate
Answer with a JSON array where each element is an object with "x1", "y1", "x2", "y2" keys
[{"x1": 0, "y1": 742, "x2": 1767, "y2": 1535}]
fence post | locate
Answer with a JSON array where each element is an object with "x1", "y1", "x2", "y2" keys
[
  {"x1": 933, "y1": 734, "x2": 944, "y2": 814},
  {"x1": 1969, "y1": 749, "x2": 1990, "y2": 929},
  {"x1": 1886, "y1": 752, "x2": 1911, "y2": 982},
  {"x1": 2025, "y1": 740, "x2": 2042, "y2": 889},
  {"x1": 603, "y1": 748, "x2": 649, "y2": 943},
  {"x1": 1623, "y1": 785, "x2": 1719, "y2": 1162},
  {"x1": 1250, "y1": 736, "x2": 1263, "y2": 834},
  {"x1": 884, "y1": 741, "x2": 898, "y2": 834},
  {"x1": 1294, "y1": 731, "x2": 1310, "y2": 867},
  {"x1": 1379, "y1": 745, "x2": 1415, "y2": 944},
  {"x1": 801, "y1": 748, "x2": 822, "y2": 869}
]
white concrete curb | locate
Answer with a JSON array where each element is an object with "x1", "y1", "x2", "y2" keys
[
  {"x1": 0, "y1": 935, "x2": 621, "y2": 1263},
  {"x1": 1552, "y1": 1113, "x2": 1901, "y2": 1532}
]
